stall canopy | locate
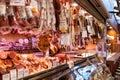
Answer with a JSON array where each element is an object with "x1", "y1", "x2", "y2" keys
[{"x1": 75, "y1": 0, "x2": 110, "y2": 23}]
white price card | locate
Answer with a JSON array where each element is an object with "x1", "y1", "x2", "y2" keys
[
  {"x1": 17, "y1": 69, "x2": 24, "y2": 79},
  {"x1": 2, "y1": 73, "x2": 10, "y2": 80},
  {"x1": 10, "y1": 0, "x2": 25, "y2": 6},
  {"x1": 10, "y1": 69, "x2": 17, "y2": 80},
  {"x1": 53, "y1": 61, "x2": 57, "y2": 67},
  {"x1": 61, "y1": 34, "x2": 71, "y2": 45},
  {"x1": 24, "y1": 69, "x2": 29, "y2": 77},
  {"x1": 0, "y1": 3, "x2": 6, "y2": 15},
  {"x1": 67, "y1": 61, "x2": 74, "y2": 68}
]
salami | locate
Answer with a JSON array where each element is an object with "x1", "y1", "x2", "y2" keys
[{"x1": 53, "y1": 0, "x2": 61, "y2": 31}]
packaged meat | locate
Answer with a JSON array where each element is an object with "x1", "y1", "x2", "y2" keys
[
  {"x1": 16, "y1": 64, "x2": 25, "y2": 69},
  {"x1": 0, "y1": 60, "x2": 7, "y2": 69},
  {"x1": 12, "y1": 57, "x2": 20, "y2": 65},
  {"x1": 0, "y1": 68, "x2": 8, "y2": 75},
  {"x1": 4, "y1": 59, "x2": 13, "y2": 68},
  {"x1": 55, "y1": 53, "x2": 70, "y2": 63},
  {"x1": 7, "y1": 51, "x2": 16, "y2": 59},
  {"x1": 0, "y1": 52, "x2": 7, "y2": 59},
  {"x1": 40, "y1": 60, "x2": 48, "y2": 69}
]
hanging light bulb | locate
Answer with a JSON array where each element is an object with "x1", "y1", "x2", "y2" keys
[{"x1": 71, "y1": 2, "x2": 78, "y2": 7}]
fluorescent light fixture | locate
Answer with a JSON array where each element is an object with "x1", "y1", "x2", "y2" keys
[
  {"x1": 88, "y1": 15, "x2": 93, "y2": 17},
  {"x1": 71, "y1": 2, "x2": 78, "y2": 7}
]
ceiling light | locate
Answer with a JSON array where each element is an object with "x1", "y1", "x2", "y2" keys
[
  {"x1": 109, "y1": 26, "x2": 113, "y2": 29},
  {"x1": 71, "y1": 2, "x2": 78, "y2": 7}
]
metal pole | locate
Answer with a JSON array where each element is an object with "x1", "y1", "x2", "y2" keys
[{"x1": 104, "y1": 19, "x2": 108, "y2": 63}]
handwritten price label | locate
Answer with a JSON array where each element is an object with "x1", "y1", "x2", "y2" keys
[
  {"x1": 10, "y1": 0, "x2": 25, "y2": 6},
  {"x1": 24, "y1": 69, "x2": 29, "y2": 77},
  {"x1": 2, "y1": 74, "x2": 10, "y2": 80},
  {"x1": 10, "y1": 69, "x2": 17, "y2": 80},
  {"x1": 67, "y1": 61, "x2": 74, "y2": 68},
  {"x1": 17, "y1": 69, "x2": 24, "y2": 79}
]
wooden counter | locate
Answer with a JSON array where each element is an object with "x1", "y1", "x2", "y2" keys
[{"x1": 106, "y1": 53, "x2": 120, "y2": 76}]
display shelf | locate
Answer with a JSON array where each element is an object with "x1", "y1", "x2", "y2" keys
[{"x1": 19, "y1": 54, "x2": 97, "y2": 80}]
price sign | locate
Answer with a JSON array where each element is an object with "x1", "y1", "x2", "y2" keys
[
  {"x1": 10, "y1": 0, "x2": 25, "y2": 6},
  {"x1": 67, "y1": 61, "x2": 74, "y2": 68},
  {"x1": 60, "y1": 18, "x2": 67, "y2": 33},
  {"x1": 53, "y1": 61, "x2": 57, "y2": 67},
  {"x1": 17, "y1": 69, "x2": 24, "y2": 79},
  {"x1": 61, "y1": 34, "x2": 71, "y2": 45},
  {"x1": 24, "y1": 69, "x2": 29, "y2": 77},
  {"x1": 10, "y1": 69, "x2": 17, "y2": 80},
  {"x1": 2, "y1": 74, "x2": 10, "y2": 80},
  {"x1": 0, "y1": 3, "x2": 6, "y2": 15}
]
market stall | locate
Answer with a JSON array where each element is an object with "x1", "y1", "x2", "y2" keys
[{"x1": 0, "y1": 0, "x2": 113, "y2": 80}]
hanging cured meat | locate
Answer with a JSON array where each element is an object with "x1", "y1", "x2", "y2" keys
[
  {"x1": 7, "y1": 6, "x2": 18, "y2": 26},
  {"x1": 14, "y1": 6, "x2": 30, "y2": 27},
  {"x1": 25, "y1": 0, "x2": 31, "y2": 6},
  {"x1": 53, "y1": 0, "x2": 61, "y2": 31},
  {"x1": 25, "y1": 6, "x2": 36, "y2": 26},
  {"x1": 0, "y1": 2, "x2": 8, "y2": 27}
]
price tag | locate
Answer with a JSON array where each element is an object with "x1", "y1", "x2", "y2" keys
[
  {"x1": 61, "y1": 34, "x2": 71, "y2": 45},
  {"x1": 17, "y1": 69, "x2": 24, "y2": 79},
  {"x1": 2, "y1": 74, "x2": 10, "y2": 80},
  {"x1": 10, "y1": 69, "x2": 17, "y2": 80},
  {"x1": 24, "y1": 69, "x2": 29, "y2": 77},
  {"x1": 56, "y1": 62, "x2": 60, "y2": 66},
  {"x1": 53, "y1": 61, "x2": 57, "y2": 67},
  {"x1": 0, "y1": 3, "x2": 6, "y2": 15},
  {"x1": 67, "y1": 61, "x2": 74, "y2": 68},
  {"x1": 10, "y1": 0, "x2": 25, "y2": 6}
]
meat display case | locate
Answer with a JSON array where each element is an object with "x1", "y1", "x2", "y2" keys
[{"x1": 18, "y1": 54, "x2": 98, "y2": 80}]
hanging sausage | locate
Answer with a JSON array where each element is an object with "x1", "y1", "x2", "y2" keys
[
  {"x1": 46, "y1": 0, "x2": 56, "y2": 31},
  {"x1": 25, "y1": 0, "x2": 36, "y2": 27},
  {"x1": 7, "y1": 6, "x2": 18, "y2": 26},
  {"x1": 59, "y1": 2, "x2": 68, "y2": 33},
  {"x1": 25, "y1": 6, "x2": 36, "y2": 27},
  {"x1": 14, "y1": 6, "x2": 30, "y2": 27},
  {"x1": 0, "y1": 2, "x2": 8, "y2": 27},
  {"x1": 53, "y1": 0, "x2": 61, "y2": 31}
]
